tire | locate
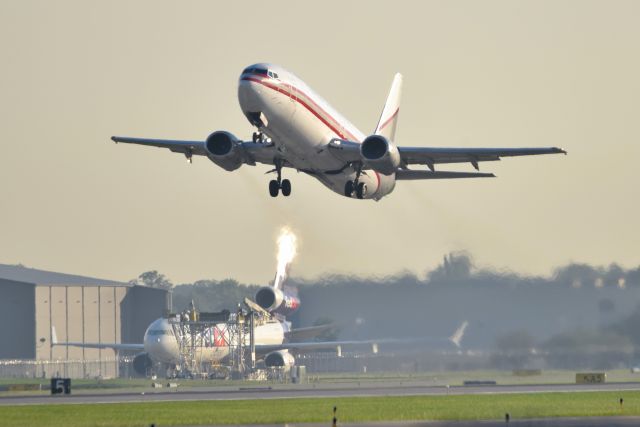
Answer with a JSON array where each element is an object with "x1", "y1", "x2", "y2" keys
[
  {"x1": 344, "y1": 180, "x2": 354, "y2": 197},
  {"x1": 269, "y1": 180, "x2": 279, "y2": 197},
  {"x1": 281, "y1": 179, "x2": 292, "y2": 196},
  {"x1": 356, "y1": 182, "x2": 367, "y2": 199}
]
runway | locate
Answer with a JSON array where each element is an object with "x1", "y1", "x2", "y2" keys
[
  {"x1": 220, "y1": 418, "x2": 640, "y2": 427},
  {"x1": 2, "y1": 381, "x2": 640, "y2": 406}
]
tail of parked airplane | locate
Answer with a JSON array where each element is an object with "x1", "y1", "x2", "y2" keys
[
  {"x1": 374, "y1": 73, "x2": 403, "y2": 141},
  {"x1": 449, "y1": 321, "x2": 469, "y2": 348}
]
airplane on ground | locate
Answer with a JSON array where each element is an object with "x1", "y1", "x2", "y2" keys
[
  {"x1": 53, "y1": 282, "x2": 467, "y2": 376},
  {"x1": 111, "y1": 63, "x2": 566, "y2": 200}
]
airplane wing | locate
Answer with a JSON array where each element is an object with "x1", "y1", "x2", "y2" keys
[
  {"x1": 257, "y1": 321, "x2": 469, "y2": 353},
  {"x1": 255, "y1": 337, "x2": 451, "y2": 354},
  {"x1": 395, "y1": 170, "x2": 495, "y2": 180},
  {"x1": 110, "y1": 136, "x2": 279, "y2": 166},
  {"x1": 51, "y1": 327, "x2": 144, "y2": 351},
  {"x1": 52, "y1": 341, "x2": 144, "y2": 351},
  {"x1": 285, "y1": 324, "x2": 337, "y2": 342},
  {"x1": 328, "y1": 139, "x2": 566, "y2": 171}
]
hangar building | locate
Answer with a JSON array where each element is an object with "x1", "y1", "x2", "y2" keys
[{"x1": 0, "y1": 264, "x2": 170, "y2": 377}]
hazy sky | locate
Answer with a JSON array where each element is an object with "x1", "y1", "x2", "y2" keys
[{"x1": 1, "y1": 1, "x2": 638, "y2": 285}]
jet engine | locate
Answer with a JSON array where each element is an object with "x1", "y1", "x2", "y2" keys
[
  {"x1": 264, "y1": 350, "x2": 295, "y2": 367},
  {"x1": 132, "y1": 352, "x2": 153, "y2": 376},
  {"x1": 204, "y1": 131, "x2": 243, "y2": 171},
  {"x1": 360, "y1": 134, "x2": 400, "y2": 175},
  {"x1": 255, "y1": 287, "x2": 300, "y2": 316}
]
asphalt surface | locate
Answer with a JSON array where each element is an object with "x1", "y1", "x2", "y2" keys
[
  {"x1": 215, "y1": 418, "x2": 640, "y2": 427},
  {"x1": 2, "y1": 381, "x2": 640, "y2": 406}
]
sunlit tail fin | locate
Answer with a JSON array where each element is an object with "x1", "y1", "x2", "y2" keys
[
  {"x1": 449, "y1": 321, "x2": 468, "y2": 348},
  {"x1": 374, "y1": 73, "x2": 403, "y2": 141}
]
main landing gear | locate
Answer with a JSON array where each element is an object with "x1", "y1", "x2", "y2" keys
[
  {"x1": 269, "y1": 161, "x2": 291, "y2": 197},
  {"x1": 344, "y1": 165, "x2": 367, "y2": 199}
]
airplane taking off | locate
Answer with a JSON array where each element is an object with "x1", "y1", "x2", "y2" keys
[{"x1": 112, "y1": 63, "x2": 566, "y2": 200}]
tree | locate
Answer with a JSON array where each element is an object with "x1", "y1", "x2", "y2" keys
[{"x1": 130, "y1": 270, "x2": 173, "y2": 290}]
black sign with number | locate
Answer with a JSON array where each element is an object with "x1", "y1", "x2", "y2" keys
[{"x1": 50, "y1": 378, "x2": 71, "y2": 395}]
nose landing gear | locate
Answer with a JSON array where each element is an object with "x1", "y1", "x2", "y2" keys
[{"x1": 268, "y1": 160, "x2": 291, "y2": 197}]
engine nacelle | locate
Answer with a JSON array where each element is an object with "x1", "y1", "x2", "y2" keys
[
  {"x1": 264, "y1": 350, "x2": 295, "y2": 367},
  {"x1": 255, "y1": 287, "x2": 300, "y2": 316},
  {"x1": 360, "y1": 134, "x2": 401, "y2": 176},
  {"x1": 204, "y1": 131, "x2": 243, "y2": 171},
  {"x1": 133, "y1": 352, "x2": 153, "y2": 376}
]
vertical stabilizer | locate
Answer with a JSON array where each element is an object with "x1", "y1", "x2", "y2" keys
[{"x1": 374, "y1": 73, "x2": 403, "y2": 141}]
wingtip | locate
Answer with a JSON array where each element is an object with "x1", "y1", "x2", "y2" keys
[{"x1": 111, "y1": 136, "x2": 117, "y2": 143}]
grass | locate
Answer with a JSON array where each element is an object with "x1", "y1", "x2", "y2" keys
[{"x1": 0, "y1": 391, "x2": 639, "y2": 427}]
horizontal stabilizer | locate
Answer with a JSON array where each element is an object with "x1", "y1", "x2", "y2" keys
[{"x1": 395, "y1": 170, "x2": 495, "y2": 180}]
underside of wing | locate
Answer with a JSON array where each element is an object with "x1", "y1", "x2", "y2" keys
[
  {"x1": 328, "y1": 139, "x2": 566, "y2": 172},
  {"x1": 395, "y1": 170, "x2": 495, "y2": 180},
  {"x1": 285, "y1": 324, "x2": 337, "y2": 342},
  {"x1": 398, "y1": 146, "x2": 567, "y2": 170},
  {"x1": 53, "y1": 341, "x2": 145, "y2": 351},
  {"x1": 111, "y1": 135, "x2": 280, "y2": 167},
  {"x1": 111, "y1": 136, "x2": 207, "y2": 156}
]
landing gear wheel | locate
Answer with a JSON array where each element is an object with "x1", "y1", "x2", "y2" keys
[
  {"x1": 356, "y1": 182, "x2": 367, "y2": 199},
  {"x1": 344, "y1": 180, "x2": 355, "y2": 197},
  {"x1": 269, "y1": 180, "x2": 280, "y2": 197},
  {"x1": 281, "y1": 179, "x2": 291, "y2": 197},
  {"x1": 252, "y1": 132, "x2": 263, "y2": 143}
]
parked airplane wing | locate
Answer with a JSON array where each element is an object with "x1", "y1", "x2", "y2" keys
[
  {"x1": 51, "y1": 327, "x2": 144, "y2": 351},
  {"x1": 256, "y1": 336, "x2": 458, "y2": 354},
  {"x1": 285, "y1": 323, "x2": 337, "y2": 342},
  {"x1": 258, "y1": 321, "x2": 469, "y2": 353},
  {"x1": 110, "y1": 136, "x2": 279, "y2": 166},
  {"x1": 53, "y1": 342, "x2": 145, "y2": 351}
]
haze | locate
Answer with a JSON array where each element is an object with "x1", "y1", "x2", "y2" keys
[{"x1": 0, "y1": 1, "x2": 638, "y2": 284}]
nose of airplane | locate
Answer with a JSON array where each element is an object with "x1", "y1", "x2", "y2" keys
[
  {"x1": 238, "y1": 77, "x2": 263, "y2": 113},
  {"x1": 144, "y1": 334, "x2": 178, "y2": 364},
  {"x1": 143, "y1": 318, "x2": 179, "y2": 364}
]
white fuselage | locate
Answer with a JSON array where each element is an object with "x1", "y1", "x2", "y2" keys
[
  {"x1": 238, "y1": 64, "x2": 396, "y2": 200},
  {"x1": 142, "y1": 317, "x2": 287, "y2": 365}
]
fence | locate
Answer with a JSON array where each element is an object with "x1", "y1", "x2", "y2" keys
[{"x1": 0, "y1": 357, "x2": 134, "y2": 379}]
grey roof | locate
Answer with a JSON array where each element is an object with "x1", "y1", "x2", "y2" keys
[{"x1": 0, "y1": 263, "x2": 129, "y2": 286}]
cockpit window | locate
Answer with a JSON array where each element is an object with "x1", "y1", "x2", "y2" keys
[
  {"x1": 243, "y1": 67, "x2": 276, "y2": 78},
  {"x1": 148, "y1": 329, "x2": 172, "y2": 336}
]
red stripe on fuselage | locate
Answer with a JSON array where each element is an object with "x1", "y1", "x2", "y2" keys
[
  {"x1": 241, "y1": 75, "x2": 382, "y2": 194},
  {"x1": 241, "y1": 76, "x2": 358, "y2": 141}
]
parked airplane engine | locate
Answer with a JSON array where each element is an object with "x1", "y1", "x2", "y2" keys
[
  {"x1": 204, "y1": 131, "x2": 243, "y2": 171},
  {"x1": 360, "y1": 134, "x2": 401, "y2": 175},
  {"x1": 264, "y1": 350, "x2": 295, "y2": 367},
  {"x1": 255, "y1": 286, "x2": 300, "y2": 316},
  {"x1": 133, "y1": 352, "x2": 153, "y2": 376}
]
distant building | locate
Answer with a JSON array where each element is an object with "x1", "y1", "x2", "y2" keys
[{"x1": 0, "y1": 264, "x2": 169, "y2": 377}]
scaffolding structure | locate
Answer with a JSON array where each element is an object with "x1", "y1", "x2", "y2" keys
[{"x1": 167, "y1": 304, "x2": 269, "y2": 379}]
